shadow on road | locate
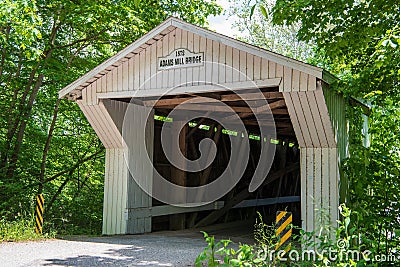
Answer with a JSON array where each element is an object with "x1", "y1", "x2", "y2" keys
[{"x1": 43, "y1": 245, "x2": 177, "y2": 266}]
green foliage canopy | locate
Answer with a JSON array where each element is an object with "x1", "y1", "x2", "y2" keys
[
  {"x1": 0, "y1": 0, "x2": 221, "y2": 234},
  {"x1": 271, "y1": 0, "x2": 400, "y2": 257},
  {"x1": 272, "y1": 0, "x2": 400, "y2": 100},
  {"x1": 227, "y1": 0, "x2": 314, "y2": 61}
]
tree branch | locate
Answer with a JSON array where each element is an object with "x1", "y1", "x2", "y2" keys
[{"x1": 24, "y1": 148, "x2": 104, "y2": 189}]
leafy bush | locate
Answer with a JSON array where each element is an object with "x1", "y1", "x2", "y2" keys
[
  {"x1": 195, "y1": 232, "x2": 262, "y2": 267},
  {"x1": 0, "y1": 216, "x2": 56, "y2": 242},
  {"x1": 195, "y1": 205, "x2": 398, "y2": 266}
]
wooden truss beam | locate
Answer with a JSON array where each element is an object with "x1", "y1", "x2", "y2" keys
[
  {"x1": 142, "y1": 91, "x2": 284, "y2": 108},
  {"x1": 195, "y1": 163, "x2": 299, "y2": 228}
]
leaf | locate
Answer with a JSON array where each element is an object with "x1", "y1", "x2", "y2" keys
[
  {"x1": 250, "y1": 4, "x2": 256, "y2": 18},
  {"x1": 260, "y1": 5, "x2": 268, "y2": 19},
  {"x1": 345, "y1": 217, "x2": 350, "y2": 230},
  {"x1": 388, "y1": 39, "x2": 397, "y2": 48},
  {"x1": 230, "y1": 259, "x2": 240, "y2": 265}
]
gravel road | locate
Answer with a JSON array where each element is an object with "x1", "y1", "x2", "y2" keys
[
  {"x1": 0, "y1": 233, "x2": 206, "y2": 267},
  {"x1": 0, "y1": 221, "x2": 253, "y2": 267}
]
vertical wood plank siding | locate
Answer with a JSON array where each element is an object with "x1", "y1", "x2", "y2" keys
[
  {"x1": 322, "y1": 83, "x2": 348, "y2": 161},
  {"x1": 78, "y1": 96, "x2": 154, "y2": 234},
  {"x1": 124, "y1": 103, "x2": 154, "y2": 234},
  {"x1": 283, "y1": 87, "x2": 342, "y2": 233},
  {"x1": 103, "y1": 100, "x2": 154, "y2": 234},
  {"x1": 322, "y1": 82, "x2": 348, "y2": 209},
  {"x1": 96, "y1": 29, "x2": 322, "y2": 93}
]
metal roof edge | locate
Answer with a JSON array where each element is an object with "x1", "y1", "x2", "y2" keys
[
  {"x1": 322, "y1": 69, "x2": 338, "y2": 85},
  {"x1": 350, "y1": 96, "x2": 371, "y2": 115},
  {"x1": 321, "y1": 70, "x2": 370, "y2": 113}
]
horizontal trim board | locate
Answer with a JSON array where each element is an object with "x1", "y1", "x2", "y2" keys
[
  {"x1": 128, "y1": 201, "x2": 224, "y2": 219},
  {"x1": 128, "y1": 196, "x2": 300, "y2": 220},
  {"x1": 143, "y1": 91, "x2": 284, "y2": 107},
  {"x1": 97, "y1": 78, "x2": 282, "y2": 99},
  {"x1": 233, "y1": 196, "x2": 300, "y2": 209}
]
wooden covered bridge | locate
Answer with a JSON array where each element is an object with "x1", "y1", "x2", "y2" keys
[{"x1": 59, "y1": 17, "x2": 348, "y2": 235}]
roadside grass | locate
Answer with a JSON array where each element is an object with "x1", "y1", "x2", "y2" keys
[{"x1": 0, "y1": 217, "x2": 56, "y2": 242}]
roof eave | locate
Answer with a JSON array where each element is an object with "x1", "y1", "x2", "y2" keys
[
  {"x1": 170, "y1": 19, "x2": 323, "y2": 79},
  {"x1": 59, "y1": 17, "x2": 325, "y2": 99},
  {"x1": 322, "y1": 69, "x2": 338, "y2": 85},
  {"x1": 58, "y1": 17, "x2": 175, "y2": 99}
]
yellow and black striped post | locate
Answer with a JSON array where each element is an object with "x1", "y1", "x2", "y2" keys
[
  {"x1": 275, "y1": 211, "x2": 292, "y2": 252},
  {"x1": 35, "y1": 194, "x2": 44, "y2": 234}
]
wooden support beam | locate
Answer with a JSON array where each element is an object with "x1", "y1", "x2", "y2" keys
[
  {"x1": 143, "y1": 91, "x2": 284, "y2": 108},
  {"x1": 187, "y1": 125, "x2": 222, "y2": 227},
  {"x1": 223, "y1": 99, "x2": 287, "y2": 121},
  {"x1": 226, "y1": 109, "x2": 289, "y2": 121},
  {"x1": 221, "y1": 92, "x2": 283, "y2": 102},
  {"x1": 271, "y1": 109, "x2": 289, "y2": 115},
  {"x1": 128, "y1": 201, "x2": 224, "y2": 219},
  {"x1": 189, "y1": 92, "x2": 221, "y2": 100},
  {"x1": 195, "y1": 189, "x2": 249, "y2": 228},
  {"x1": 221, "y1": 135, "x2": 235, "y2": 223},
  {"x1": 144, "y1": 96, "x2": 203, "y2": 107},
  {"x1": 232, "y1": 121, "x2": 292, "y2": 128},
  {"x1": 233, "y1": 196, "x2": 300, "y2": 209},
  {"x1": 159, "y1": 103, "x2": 252, "y2": 113},
  {"x1": 170, "y1": 121, "x2": 187, "y2": 230},
  {"x1": 199, "y1": 125, "x2": 222, "y2": 186},
  {"x1": 261, "y1": 99, "x2": 286, "y2": 111}
]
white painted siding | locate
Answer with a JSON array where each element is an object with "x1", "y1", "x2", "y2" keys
[
  {"x1": 77, "y1": 98, "x2": 154, "y2": 235},
  {"x1": 283, "y1": 89, "x2": 341, "y2": 234},
  {"x1": 124, "y1": 104, "x2": 154, "y2": 234},
  {"x1": 104, "y1": 100, "x2": 154, "y2": 234},
  {"x1": 95, "y1": 29, "x2": 320, "y2": 96}
]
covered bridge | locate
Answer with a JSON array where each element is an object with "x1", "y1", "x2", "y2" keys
[{"x1": 59, "y1": 17, "x2": 348, "y2": 235}]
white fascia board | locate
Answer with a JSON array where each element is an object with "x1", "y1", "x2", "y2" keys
[{"x1": 58, "y1": 18, "x2": 175, "y2": 98}]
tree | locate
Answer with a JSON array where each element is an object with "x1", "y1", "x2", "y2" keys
[
  {"x1": 0, "y1": 0, "x2": 221, "y2": 233},
  {"x1": 272, "y1": 0, "x2": 400, "y2": 100},
  {"x1": 270, "y1": 0, "x2": 400, "y2": 256},
  {"x1": 227, "y1": 0, "x2": 314, "y2": 61}
]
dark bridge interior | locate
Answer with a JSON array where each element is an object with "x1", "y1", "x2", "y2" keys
[{"x1": 114, "y1": 86, "x2": 301, "y2": 234}]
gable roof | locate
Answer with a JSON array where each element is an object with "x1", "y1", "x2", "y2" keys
[{"x1": 59, "y1": 17, "x2": 328, "y2": 99}]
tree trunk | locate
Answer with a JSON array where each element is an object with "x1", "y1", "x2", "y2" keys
[{"x1": 38, "y1": 98, "x2": 61, "y2": 194}]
